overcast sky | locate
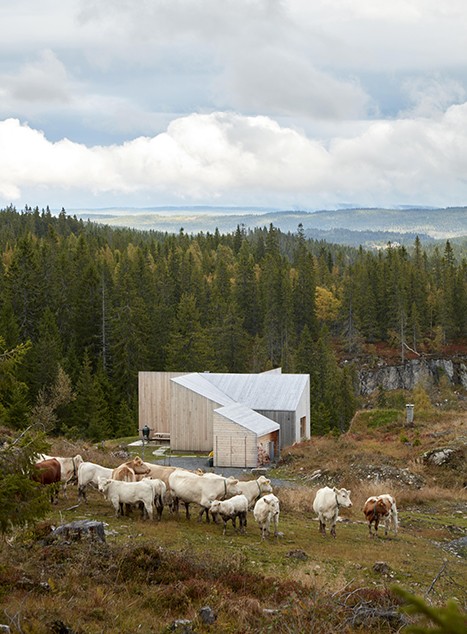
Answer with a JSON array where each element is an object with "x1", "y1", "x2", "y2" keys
[{"x1": 1, "y1": 0, "x2": 467, "y2": 211}]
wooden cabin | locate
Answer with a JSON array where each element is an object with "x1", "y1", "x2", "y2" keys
[{"x1": 138, "y1": 370, "x2": 310, "y2": 468}]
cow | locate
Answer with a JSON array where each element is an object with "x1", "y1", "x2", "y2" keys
[
  {"x1": 141, "y1": 477, "x2": 167, "y2": 520},
  {"x1": 141, "y1": 463, "x2": 178, "y2": 487},
  {"x1": 253, "y1": 493, "x2": 280, "y2": 540},
  {"x1": 112, "y1": 456, "x2": 151, "y2": 482},
  {"x1": 168, "y1": 470, "x2": 241, "y2": 522},
  {"x1": 363, "y1": 494, "x2": 398, "y2": 537},
  {"x1": 237, "y1": 475, "x2": 273, "y2": 509},
  {"x1": 98, "y1": 477, "x2": 154, "y2": 520},
  {"x1": 209, "y1": 494, "x2": 249, "y2": 535},
  {"x1": 312, "y1": 486, "x2": 352, "y2": 538},
  {"x1": 37, "y1": 453, "x2": 84, "y2": 496},
  {"x1": 77, "y1": 461, "x2": 113, "y2": 502},
  {"x1": 33, "y1": 458, "x2": 62, "y2": 504}
]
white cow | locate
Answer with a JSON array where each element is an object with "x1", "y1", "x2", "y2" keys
[
  {"x1": 168, "y1": 470, "x2": 241, "y2": 522},
  {"x1": 237, "y1": 476, "x2": 273, "y2": 509},
  {"x1": 209, "y1": 494, "x2": 249, "y2": 535},
  {"x1": 253, "y1": 493, "x2": 280, "y2": 540},
  {"x1": 98, "y1": 477, "x2": 154, "y2": 520},
  {"x1": 77, "y1": 461, "x2": 113, "y2": 502},
  {"x1": 141, "y1": 477, "x2": 167, "y2": 520},
  {"x1": 313, "y1": 486, "x2": 352, "y2": 538}
]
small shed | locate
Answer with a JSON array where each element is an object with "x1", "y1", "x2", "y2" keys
[{"x1": 213, "y1": 402, "x2": 280, "y2": 468}]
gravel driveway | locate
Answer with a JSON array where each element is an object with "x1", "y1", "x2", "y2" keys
[{"x1": 133, "y1": 442, "x2": 295, "y2": 487}]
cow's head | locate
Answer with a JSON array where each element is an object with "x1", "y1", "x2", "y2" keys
[
  {"x1": 334, "y1": 487, "x2": 352, "y2": 508},
  {"x1": 225, "y1": 477, "x2": 241, "y2": 497},
  {"x1": 375, "y1": 498, "x2": 390, "y2": 515},
  {"x1": 98, "y1": 476, "x2": 111, "y2": 492},
  {"x1": 257, "y1": 476, "x2": 273, "y2": 494},
  {"x1": 130, "y1": 456, "x2": 151, "y2": 474},
  {"x1": 209, "y1": 500, "x2": 222, "y2": 516},
  {"x1": 264, "y1": 495, "x2": 280, "y2": 516}
]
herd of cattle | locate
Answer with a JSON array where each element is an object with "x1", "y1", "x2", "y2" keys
[{"x1": 33, "y1": 454, "x2": 399, "y2": 540}]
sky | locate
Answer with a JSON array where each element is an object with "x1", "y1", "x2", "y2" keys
[{"x1": 1, "y1": 0, "x2": 467, "y2": 212}]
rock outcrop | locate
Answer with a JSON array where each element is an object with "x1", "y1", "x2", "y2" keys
[{"x1": 358, "y1": 357, "x2": 467, "y2": 395}]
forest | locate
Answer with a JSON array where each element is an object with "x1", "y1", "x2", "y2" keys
[{"x1": 0, "y1": 205, "x2": 466, "y2": 442}]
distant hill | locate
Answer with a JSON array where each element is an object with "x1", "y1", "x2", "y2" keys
[{"x1": 73, "y1": 205, "x2": 467, "y2": 247}]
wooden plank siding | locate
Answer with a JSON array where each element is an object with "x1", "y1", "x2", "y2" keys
[
  {"x1": 138, "y1": 372, "x2": 185, "y2": 437},
  {"x1": 213, "y1": 414, "x2": 256, "y2": 467},
  {"x1": 213, "y1": 418, "x2": 280, "y2": 468},
  {"x1": 256, "y1": 410, "x2": 296, "y2": 448},
  {"x1": 170, "y1": 381, "x2": 221, "y2": 452}
]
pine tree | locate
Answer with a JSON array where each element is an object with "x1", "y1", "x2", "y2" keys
[
  {"x1": 0, "y1": 425, "x2": 51, "y2": 535},
  {"x1": 21, "y1": 307, "x2": 63, "y2": 401},
  {"x1": 0, "y1": 338, "x2": 31, "y2": 429},
  {"x1": 165, "y1": 293, "x2": 214, "y2": 371},
  {"x1": 312, "y1": 401, "x2": 331, "y2": 436},
  {"x1": 67, "y1": 351, "x2": 110, "y2": 439},
  {"x1": 234, "y1": 240, "x2": 261, "y2": 336},
  {"x1": 292, "y1": 225, "x2": 317, "y2": 340}
]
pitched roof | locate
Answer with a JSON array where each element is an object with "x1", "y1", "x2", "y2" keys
[
  {"x1": 214, "y1": 403, "x2": 280, "y2": 435},
  {"x1": 171, "y1": 373, "x2": 235, "y2": 406},
  {"x1": 201, "y1": 372, "x2": 309, "y2": 411}
]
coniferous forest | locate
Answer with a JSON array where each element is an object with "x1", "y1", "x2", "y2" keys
[{"x1": 1, "y1": 205, "x2": 466, "y2": 441}]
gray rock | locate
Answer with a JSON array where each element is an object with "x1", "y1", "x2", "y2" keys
[
  {"x1": 422, "y1": 447, "x2": 465, "y2": 467},
  {"x1": 50, "y1": 520, "x2": 106, "y2": 543},
  {"x1": 358, "y1": 357, "x2": 467, "y2": 395},
  {"x1": 169, "y1": 619, "x2": 193, "y2": 633},
  {"x1": 199, "y1": 606, "x2": 217, "y2": 625}
]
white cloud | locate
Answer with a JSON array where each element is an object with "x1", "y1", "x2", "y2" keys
[
  {"x1": 1, "y1": 2, "x2": 467, "y2": 208},
  {"x1": 402, "y1": 75, "x2": 466, "y2": 118},
  {"x1": 2, "y1": 106, "x2": 467, "y2": 208},
  {"x1": 0, "y1": 50, "x2": 71, "y2": 107}
]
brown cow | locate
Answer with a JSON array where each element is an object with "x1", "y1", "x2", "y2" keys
[
  {"x1": 112, "y1": 456, "x2": 151, "y2": 482},
  {"x1": 33, "y1": 458, "x2": 62, "y2": 504},
  {"x1": 363, "y1": 494, "x2": 398, "y2": 537}
]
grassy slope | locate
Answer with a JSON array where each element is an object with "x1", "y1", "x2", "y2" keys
[{"x1": 0, "y1": 412, "x2": 465, "y2": 633}]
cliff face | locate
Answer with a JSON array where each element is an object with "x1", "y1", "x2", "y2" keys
[{"x1": 358, "y1": 357, "x2": 467, "y2": 395}]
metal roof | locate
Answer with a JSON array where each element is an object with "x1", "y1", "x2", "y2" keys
[
  {"x1": 214, "y1": 403, "x2": 280, "y2": 435},
  {"x1": 201, "y1": 372, "x2": 309, "y2": 411},
  {"x1": 171, "y1": 373, "x2": 235, "y2": 406}
]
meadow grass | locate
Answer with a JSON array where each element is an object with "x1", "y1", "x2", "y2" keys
[{"x1": 0, "y1": 410, "x2": 465, "y2": 632}]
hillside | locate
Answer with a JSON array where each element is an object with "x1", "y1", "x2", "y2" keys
[
  {"x1": 0, "y1": 409, "x2": 465, "y2": 633},
  {"x1": 74, "y1": 205, "x2": 467, "y2": 246}
]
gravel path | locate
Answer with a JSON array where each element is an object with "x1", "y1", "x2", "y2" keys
[{"x1": 136, "y1": 444, "x2": 296, "y2": 487}]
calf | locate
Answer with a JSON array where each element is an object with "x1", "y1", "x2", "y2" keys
[
  {"x1": 312, "y1": 486, "x2": 352, "y2": 538},
  {"x1": 253, "y1": 493, "x2": 280, "y2": 540},
  {"x1": 141, "y1": 477, "x2": 167, "y2": 520},
  {"x1": 210, "y1": 494, "x2": 249, "y2": 535},
  {"x1": 98, "y1": 477, "x2": 154, "y2": 520},
  {"x1": 363, "y1": 494, "x2": 398, "y2": 537}
]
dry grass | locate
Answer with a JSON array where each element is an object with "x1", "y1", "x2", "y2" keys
[{"x1": 0, "y1": 411, "x2": 465, "y2": 632}]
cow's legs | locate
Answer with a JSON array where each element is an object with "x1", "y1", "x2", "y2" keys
[{"x1": 319, "y1": 520, "x2": 326, "y2": 536}]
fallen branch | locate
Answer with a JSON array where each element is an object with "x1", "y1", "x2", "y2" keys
[{"x1": 425, "y1": 560, "x2": 448, "y2": 597}]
